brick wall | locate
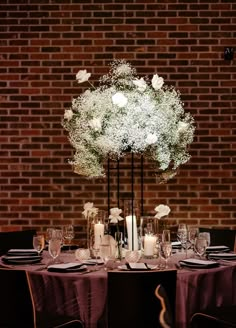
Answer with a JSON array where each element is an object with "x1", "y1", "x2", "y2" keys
[{"x1": 1, "y1": 0, "x2": 236, "y2": 242}]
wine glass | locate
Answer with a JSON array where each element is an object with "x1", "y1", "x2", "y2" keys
[
  {"x1": 188, "y1": 227, "x2": 199, "y2": 251},
  {"x1": 48, "y1": 238, "x2": 61, "y2": 264},
  {"x1": 100, "y1": 243, "x2": 115, "y2": 271},
  {"x1": 177, "y1": 224, "x2": 188, "y2": 255},
  {"x1": 62, "y1": 225, "x2": 75, "y2": 252},
  {"x1": 91, "y1": 235, "x2": 100, "y2": 271},
  {"x1": 199, "y1": 232, "x2": 211, "y2": 247},
  {"x1": 161, "y1": 241, "x2": 172, "y2": 268},
  {"x1": 162, "y1": 229, "x2": 171, "y2": 243},
  {"x1": 194, "y1": 237, "x2": 207, "y2": 259},
  {"x1": 33, "y1": 234, "x2": 45, "y2": 255}
]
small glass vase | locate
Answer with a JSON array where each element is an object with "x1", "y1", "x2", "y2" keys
[{"x1": 115, "y1": 231, "x2": 123, "y2": 261}]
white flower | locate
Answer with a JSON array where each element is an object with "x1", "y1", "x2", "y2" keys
[
  {"x1": 151, "y1": 74, "x2": 164, "y2": 90},
  {"x1": 112, "y1": 92, "x2": 128, "y2": 108},
  {"x1": 82, "y1": 202, "x2": 98, "y2": 217},
  {"x1": 133, "y1": 78, "x2": 147, "y2": 92},
  {"x1": 154, "y1": 204, "x2": 171, "y2": 219},
  {"x1": 177, "y1": 121, "x2": 189, "y2": 134},
  {"x1": 109, "y1": 207, "x2": 124, "y2": 224},
  {"x1": 76, "y1": 69, "x2": 91, "y2": 83},
  {"x1": 64, "y1": 109, "x2": 73, "y2": 121},
  {"x1": 145, "y1": 133, "x2": 158, "y2": 145},
  {"x1": 89, "y1": 118, "x2": 102, "y2": 131}
]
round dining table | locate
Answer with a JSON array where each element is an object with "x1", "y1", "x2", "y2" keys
[{"x1": 2, "y1": 249, "x2": 236, "y2": 328}]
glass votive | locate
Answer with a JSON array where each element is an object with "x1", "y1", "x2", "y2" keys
[
  {"x1": 125, "y1": 250, "x2": 141, "y2": 263},
  {"x1": 75, "y1": 248, "x2": 90, "y2": 262}
]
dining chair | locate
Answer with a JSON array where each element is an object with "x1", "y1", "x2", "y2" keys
[
  {"x1": 0, "y1": 229, "x2": 37, "y2": 255},
  {"x1": 198, "y1": 227, "x2": 236, "y2": 251},
  {"x1": 0, "y1": 267, "x2": 84, "y2": 328},
  {"x1": 190, "y1": 307, "x2": 236, "y2": 328},
  {"x1": 107, "y1": 269, "x2": 177, "y2": 328}
]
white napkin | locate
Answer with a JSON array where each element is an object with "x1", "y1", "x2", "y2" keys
[
  {"x1": 8, "y1": 249, "x2": 38, "y2": 253},
  {"x1": 47, "y1": 262, "x2": 87, "y2": 273}
]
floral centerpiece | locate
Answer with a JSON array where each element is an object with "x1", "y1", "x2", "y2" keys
[
  {"x1": 82, "y1": 202, "x2": 99, "y2": 248},
  {"x1": 62, "y1": 59, "x2": 195, "y2": 181},
  {"x1": 109, "y1": 207, "x2": 124, "y2": 260}
]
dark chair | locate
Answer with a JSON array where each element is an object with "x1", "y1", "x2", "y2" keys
[
  {"x1": 190, "y1": 307, "x2": 236, "y2": 328},
  {"x1": 199, "y1": 227, "x2": 236, "y2": 251},
  {"x1": 107, "y1": 270, "x2": 177, "y2": 328},
  {"x1": 155, "y1": 284, "x2": 174, "y2": 328},
  {"x1": 0, "y1": 229, "x2": 37, "y2": 255},
  {"x1": 0, "y1": 267, "x2": 84, "y2": 328}
]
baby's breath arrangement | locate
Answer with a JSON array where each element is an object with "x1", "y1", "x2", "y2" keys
[{"x1": 62, "y1": 59, "x2": 195, "y2": 180}]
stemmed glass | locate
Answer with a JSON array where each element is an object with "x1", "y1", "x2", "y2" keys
[
  {"x1": 63, "y1": 225, "x2": 75, "y2": 252},
  {"x1": 33, "y1": 234, "x2": 45, "y2": 256},
  {"x1": 161, "y1": 241, "x2": 172, "y2": 268},
  {"x1": 91, "y1": 234, "x2": 100, "y2": 271},
  {"x1": 48, "y1": 238, "x2": 62, "y2": 264},
  {"x1": 188, "y1": 227, "x2": 199, "y2": 251},
  {"x1": 177, "y1": 223, "x2": 188, "y2": 256},
  {"x1": 100, "y1": 243, "x2": 115, "y2": 271},
  {"x1": 194, "y1": 237, "x2": 207, "y2": 259}
]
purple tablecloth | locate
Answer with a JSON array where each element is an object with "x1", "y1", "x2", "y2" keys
[{"x1": 5, "y1": 251, "x2": 236, "y2": 328}]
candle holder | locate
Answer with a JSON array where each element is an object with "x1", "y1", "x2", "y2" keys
[
  {"x1": 88, "y1": 210, "x2": 106, "y2": 257},
  {"x1": 143, "y1": 233, "x2": 157, "y2": 259},
  {"x1": 124, "y1": 199, "x2": 140, "y2": 251}
]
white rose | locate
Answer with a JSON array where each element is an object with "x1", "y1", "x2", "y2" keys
[
  {"x1": 76, "y1": 69, "x2": 91, "y2": 83},
  {"x1": 112, "y1": 92, "x2": 128, "y2": 108},
  {"x1": 109, "y1": 207, "x2": 124, "y2": 224},
  {"x1": 64, "y1": 109, "x2": 73, "y2": 121},
  {"x1": 145, "y1": 133, "x2": 158, "y2": 145},
  {"x1": 89, "y1": 118, "x2": 102, "y2": 131},
  {"x1": 154, "y1": 204, "x2": 171, "y2": 219},
  {"x1": 133, "y1": 78, "x2": 147, "y2": 92},
  {"x1": 151, "y1": 74, "x2": 164, "y2": 90}
]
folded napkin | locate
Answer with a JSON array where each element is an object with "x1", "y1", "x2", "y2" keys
[
  {"x1": 7, "y1": 249, "x2": 39, "y2": 257},
  {"x1": 208, "y1": 252, "x2": 236, "y2": 260},
  {"x1": 179, "y1": 258, "x2": 219, "y2": 269},
  {"x1": 82, "y1": 259, "x2": 104, "y2": 265},
  {"x1": 206, "y1": 245, "x2": 230, "y2": 253},
  {"x1": 47, "y1": 262, "x2": 87, "y2": 273},
  {"x1": 125, "y1": 263, "x2": 153, "y2": 271},
  {"x1": 2, "y1": 255, "x2": 42, "y2": 265}
]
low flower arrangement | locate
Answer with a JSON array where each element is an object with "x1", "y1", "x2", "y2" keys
[{"x1": 62, "y1": 59, "x2": 195, "y2": 181}]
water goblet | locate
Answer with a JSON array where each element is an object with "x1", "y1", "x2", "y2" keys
[
  {"x1": 48, "y1": 238, "x2": 61, "y2": 264},
  {"x1": 162, "y1": 229, "x2": 171, "y2": 243},
  {"x1": 100, "y1": 243, "x2": 115, "y2": 271},
  {"x1": 33, "y1": 234, "x2": 45, "y2": 256},
  {"x1": 199, "y1": 232, "x2": 211, "y2": 247},
  {"x1": 188, "y1": 227, "x2": 199, "y2": 251},
  {"x1": 177, "y1": 224, "x2": 188, "y2": 255},
  {"x1": 161, "y1": 241, "x2": 172, "y2": 269},
  {"x1": 194, "y1": 237, "x2": 207, "y2": 259},
  {"x1": 62, "y1": 225, "x2": 75, "y2": 252}
]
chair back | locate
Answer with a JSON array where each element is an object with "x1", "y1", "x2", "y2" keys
[
  {"x1": 0, "y1": 268, "x2": 36, "y2": 327},
  {"x1": 199, "y1": 227, "x2": 236, "y2": 251},
  {"x1": 0, "y1": 229, "x2": 37, "y2": 255},
  {"x1": 107, "y1": 269, "x2": 177, "y2": 328}
]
